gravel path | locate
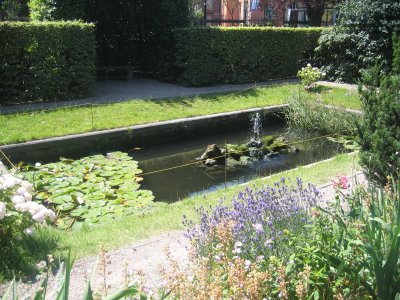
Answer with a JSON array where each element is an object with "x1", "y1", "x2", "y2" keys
[
  {"x1": 0, "y1": 79, "x2": 357, "y2": 115},
  {"x1": 0, "y1": 78, "x2": 298, "y2": 115}
]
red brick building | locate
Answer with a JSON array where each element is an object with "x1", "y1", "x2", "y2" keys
[{"x1": 203, "y1": 0, "x2": 338, "y2": 27}]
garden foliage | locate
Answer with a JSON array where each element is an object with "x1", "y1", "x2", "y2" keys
[
  {"x1": 29, "y1": 0, "x2": 190, "y2": 79},
  {"x1": 358, "y1": 36, "x2": 400, "y2": 185},
  {"x1": 22, "y1": 152, "x2": 154, "y2": 230},
  {"x1": 174, "y1": 27, "x2": 324, "y2": 86},
  {"x1": 284, "y1": 90, "x2": 358, "y2": 135},
  {"x1": 174, "y1": 177, "x2": 400, "y2": 299},
  {"x1": 0, "y1": 171, "x2": 57, "y2": 280},
  {"x1": 315, "y1": 0, "x2": 400, "y2": 82},
  {"x1": 297, "y1": 63, "x2": 325, "y2": 91},
  {"x1": 0, "y1": 21, "x2": 95, "y2": 104}
]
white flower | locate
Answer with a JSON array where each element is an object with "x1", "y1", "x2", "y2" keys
[
  {"x1": 11, "y1": 195, "x2": 26, "y2": 204},
  {"x1": 16, "y1": 186, "x2": 27, "y2": 195},
  {"x1": 77, "y1": 196, "x2": 84, "y2": 205},
  {"x1": 45, "y1": 209, "x2": 56, "y2": 222},
  {"x1": 252, "y1": 223, "x2": 264, "y2": 234},
  {"x1": 15, "y1": 202, "x2": 30, "y2": 212},
  {"x1": 35, "y1": 163, "x2": 41, "y2": 168},
  {"x1": 23, "y1": 192, "x2": 32, "y2": 202},
  {"x1": 234, "y1": 241, "x2": 243, "y2": 249},
  {"x1": 2, "y1": 174, "x2": 17, "y2": 189},
  {"x1": 21, "y1": 181, "x2": 33, "y2": 191},
  {"x1": 28, "y1": 202, "x2": 42, "y2": 216},
  {"x1": 245, "y1": 260, "x2": 251, "y2": 269},
  {"x1": 307, "y1": 63, "x2": 311, "y2": 67},
  {"x1": 32, "y1": 211, "x2": 46, "y2": 223},
  {"x1": 24, "y1": 227, "x2": 35, "y2": 236},
  {"x1": 0, "y1": 202, "x2": 6, "y2": 220}
]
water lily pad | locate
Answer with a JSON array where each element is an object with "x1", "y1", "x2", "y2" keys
[{"x1": 22, "y1": 151, "x2": 154, "y2": 229}]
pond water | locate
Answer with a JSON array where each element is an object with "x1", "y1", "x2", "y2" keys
[
  {"x1": 132, "y1": 123, "x2": 343, "y2": 202},
  {"x1": 9, "y1": 121, "x2": 344, "y2": 203}
]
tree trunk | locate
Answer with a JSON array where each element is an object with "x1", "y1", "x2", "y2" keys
[{"x1": 306, "y1": 4, "x2": 325, "y2": 27}]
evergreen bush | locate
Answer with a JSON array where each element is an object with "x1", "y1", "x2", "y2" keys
[
  {"x1": 0, "y1": 21, "x2": 96, "y2": 104},
  {"x1": 174, "y1": 27, "x2": 324, "y2": 86},
  {"x1": 358, "y1": 35, "x2": 400, "y2": 184}
]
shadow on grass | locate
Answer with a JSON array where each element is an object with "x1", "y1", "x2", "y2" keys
[
  {"x1": 0, "y1": 229, "x2": 60, "y2": 283},
  {"x1": 148, "y1": 87, "x2": 265, "y2": 107}
]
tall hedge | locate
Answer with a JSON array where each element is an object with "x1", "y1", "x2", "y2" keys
[
  {"x1": 0, "y1": 21, "x2": 95, "y2": 104},
  {"x1": 174, "y1": 27, "x2": 325, "y2": 86}
]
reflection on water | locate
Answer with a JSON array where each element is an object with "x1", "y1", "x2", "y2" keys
[{"x1": 133, "y1": 124, "x2": 343, "y2": 203}]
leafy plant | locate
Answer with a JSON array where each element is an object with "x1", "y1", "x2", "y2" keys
[
  {"x1": 315, "y1": 0, "x2": 400, "y2": 82},
  {"x1": 22, "y1": 152, "x2": 154, "y2": 229},
  {"x1": 357, "y1": 38, "x2": 400, "y2": 185},
  {"x1": 284, "y1": 90, "x2": 358, "y2": 135},
  {"x1": 0, "y1": 172, "x2": 57, "y2": 280},
  {"x1": 297, "y1": 63, "x2": 325, "y2": 91}
]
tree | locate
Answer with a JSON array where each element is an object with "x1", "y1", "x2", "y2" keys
[
  {"x1": 315, "y1": 0, "x2": 400, "y2": 82},
  {"x1": 0, "y1": 0, "x2": 21, "y2": 20},
  {"x1": 357, "y1": 35, "x2": 400, "y2": 185}
]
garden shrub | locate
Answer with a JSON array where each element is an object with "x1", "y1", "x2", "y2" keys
[
  {"x1": 0, "y1": 21, "x2": 96, "y2": 104},
  {"x1": 358, "y1": 37, "x2": 400, "y2": 185},
  {"x1": 174, "y1": 27, "x2": 325, "y2": 86},
  {"x1": 0, "y1": 171, "x2": 57, "y2": 280},
  {"x1": 358, "y1": 73, "x2": 400, "y2": 184},
  {"x1": 315, "y1": 0, "x2": 400, "y2": 82},
  {"x1": 171, "y1": 177, "x2": 400, "y2": 299}
]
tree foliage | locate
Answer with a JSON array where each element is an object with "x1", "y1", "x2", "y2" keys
[
  {"x1": 316, "y1": 0, "x2": 400, "y2": 82},
  {"x1": 29, "y1": 0, "x2": 190, "y2": 79},
  {"x1": 358, "y1": 35, "x2": 400, "y2": 185}
]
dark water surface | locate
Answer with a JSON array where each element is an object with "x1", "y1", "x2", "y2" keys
[
  {"x1": 10, "y1": 122, "x2": 343, "y2": 203},
  {"x1": 132, "y1": 124, "x2": 343, "y2": 202}
]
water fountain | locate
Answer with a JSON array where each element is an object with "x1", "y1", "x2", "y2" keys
[{"x1": 249, "y1": 112, "x2": 263, "y2": 148}]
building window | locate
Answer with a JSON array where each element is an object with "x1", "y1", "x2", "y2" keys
[{"x1": 264, "y1": 6, "x2": 275, "y2": 20}]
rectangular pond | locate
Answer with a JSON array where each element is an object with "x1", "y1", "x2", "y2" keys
[{"x1": 5, "y1": 121, "x2": 344, "y2": 203}]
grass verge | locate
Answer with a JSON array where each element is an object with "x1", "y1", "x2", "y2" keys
[
  {"x1": 44, "y1": 152, "x2": 360, "y2": 259},
  {"x1": 0, "y1": 85, "x2": 360, "y2": 145}
]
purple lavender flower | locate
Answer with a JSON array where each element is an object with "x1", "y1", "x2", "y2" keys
[{"x1": 183, "y1": 177, "x2": 324, "y2": 261}]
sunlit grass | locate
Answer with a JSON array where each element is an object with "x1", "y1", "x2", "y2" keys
[
  {"x1": 44, "y1": 153, "x2": 360, "y2": 259},
  {"x1": 0, "y1": 85, "x2": 360, "y2": 145}
]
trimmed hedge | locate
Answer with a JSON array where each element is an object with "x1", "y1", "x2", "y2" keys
[
  {"x1": 0, "y1": 21, "x2": 95, "y2": 104},
  {"x1": 175, "y1": 27, "x2": 325, "y2": 86}
]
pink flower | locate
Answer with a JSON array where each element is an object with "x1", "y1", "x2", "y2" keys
[{"x1": 332, "y1": 175, "x2": 350, "y2": 189}]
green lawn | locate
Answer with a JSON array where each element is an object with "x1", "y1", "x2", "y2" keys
[
  {"x1": 0, "y1": 85, "x2": 361, "y2": 145},
  {"x1": 43, "y1": 153, "x2": 360, "y2": 259}
]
